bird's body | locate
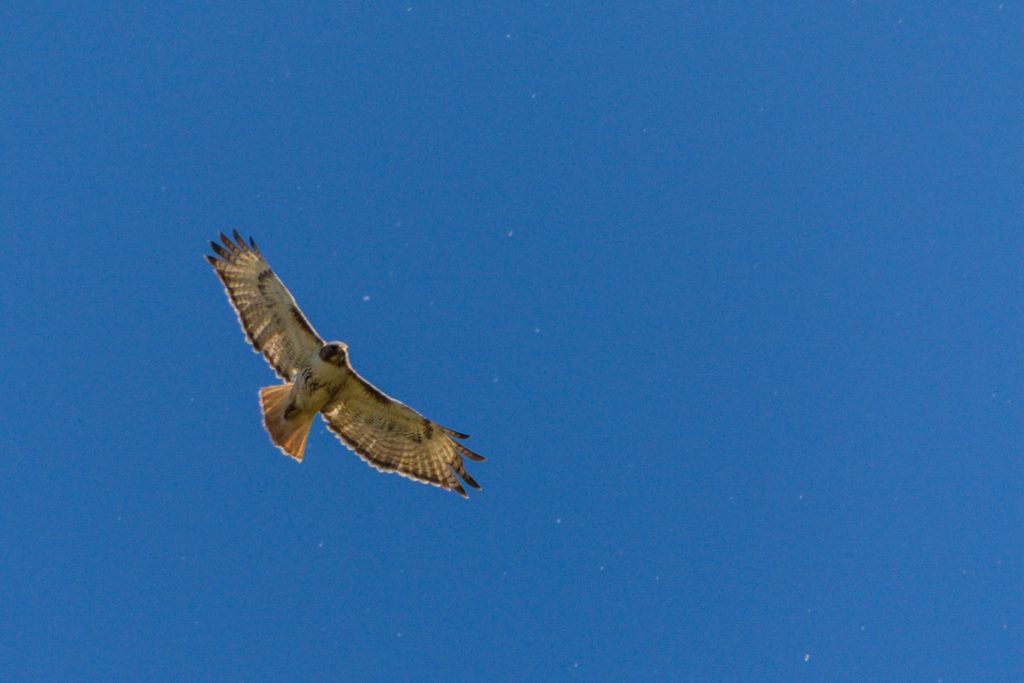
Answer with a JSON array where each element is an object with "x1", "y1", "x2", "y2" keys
[
  {"x1": 206, "y1": 230, "x2": 485, "y2": 497},
  {"x1": 289, "y1": 344, "x2": 349, "y2": 417}
]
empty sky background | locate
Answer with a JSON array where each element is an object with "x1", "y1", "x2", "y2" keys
[{"x1": 1, "y1": 3, "x2": 1021, "y2": 680}]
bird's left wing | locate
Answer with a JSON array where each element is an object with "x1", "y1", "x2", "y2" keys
[
  {"x1": 321, "y1": 372, "x2": 485, "y2": 497},
  {"x1": 206, "y1": 230, "x2": 324, "y2": 380}
]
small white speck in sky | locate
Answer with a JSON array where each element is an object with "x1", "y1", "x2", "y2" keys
[
  {"x1": 804, "y1": 654, "x2": 810, "y2": 663},
  {"x1": 362, "y1": 294, "x2": 370, "y2": 301}
]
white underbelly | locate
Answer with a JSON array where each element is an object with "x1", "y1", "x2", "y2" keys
[{"x1": 304, "y1": 385, "x2": 335, "y2": 410}]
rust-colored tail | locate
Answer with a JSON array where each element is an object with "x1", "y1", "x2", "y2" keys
[{"x1": 258, "y1": 383, "x2": 314, "y2": 461}]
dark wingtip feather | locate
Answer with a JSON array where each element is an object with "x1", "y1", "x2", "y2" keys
[
  {"x1": 454, "y1": 442, "x2": 486, "y2": 462},
  {"x1": 440, "y1": 424, "x2": 471, "y2": 439},
  {"x1": 204, "y1": 254, "x2": 221, "y2": 267},
  {"x1": 460, "y1": 471, "x2": 481, "y2": 490},
  {"x1": 210, "y1": 241, "x2": 232, "y2": 260},
  {"x1": 452, "y1": 482, "x2": 469, "y2": 498},
  {"x1": 218, "y1": 231, "x2": 243, "y2": 255},
  {"x1": 232, "y1": 228, "x2": 244, "y2": 247}
]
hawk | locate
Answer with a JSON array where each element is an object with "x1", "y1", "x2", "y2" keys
[{"x1": 206, "y1": 230, "x2": 484, "y2": 497}]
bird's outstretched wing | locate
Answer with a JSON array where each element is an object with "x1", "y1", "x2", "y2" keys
[
  {"x1": 321, "y1": 371, "x2": 485, "y2": 497},
  {"x1": 206, "y1": 230, "x2": 324, "y2": 381}
]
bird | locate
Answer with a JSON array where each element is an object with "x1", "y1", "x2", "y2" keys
[{"x1": 205, "y1": 230, "x2": 484, "y2": 497}]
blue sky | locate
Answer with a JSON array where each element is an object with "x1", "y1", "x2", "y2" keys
[{"x1": 1, "y1": 3, "x2": 1021, "y2": 680}]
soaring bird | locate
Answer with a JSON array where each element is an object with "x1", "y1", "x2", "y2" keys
[{"x1": 206, "y1": 230, "x2": 484, "y2": 497}]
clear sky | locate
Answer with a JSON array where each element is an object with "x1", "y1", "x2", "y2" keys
[{"x1": 1, "y1": 3, "x2": 1021, "y2": 681}]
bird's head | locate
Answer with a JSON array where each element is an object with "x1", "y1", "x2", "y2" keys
[{"x1": 319, "y1": 341, "x2": 349, "y2": 367}]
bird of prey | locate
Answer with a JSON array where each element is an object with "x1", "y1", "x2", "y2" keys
[{"x1": 205, "y1": 230, "x2": 484, "y2": 497}]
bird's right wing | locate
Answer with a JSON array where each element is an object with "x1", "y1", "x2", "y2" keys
[{"x1": 206, "y1": 230, "x2": 324, "y2": 380}]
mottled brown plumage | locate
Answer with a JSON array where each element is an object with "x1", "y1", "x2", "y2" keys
[{"x1": 206, "y1": 230, "x2": 484, "y2": 497}]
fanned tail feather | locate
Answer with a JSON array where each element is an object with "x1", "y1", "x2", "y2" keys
[{"x1": 259, "y1": 383, "x2": 314, "y2": 461}]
